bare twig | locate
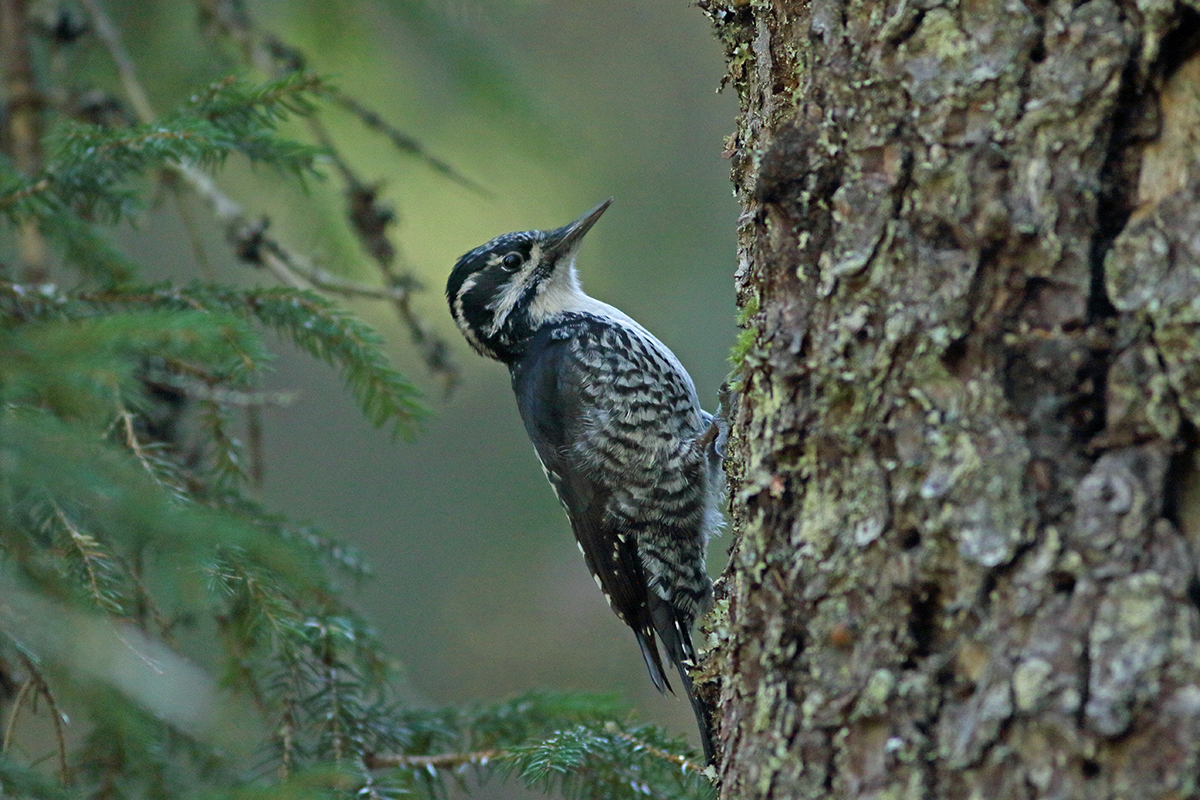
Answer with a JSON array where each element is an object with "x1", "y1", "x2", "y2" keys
[
  {"x1": 279, "y1": 694, "x2": 296, "y2": 779},
  {"x1": 141, "y1": 370, "x2": 298, "y2": 408},
  {"x1": 246, "y1": 405, "x2": 263, "y2": 489},
  {"x1": 56, "y1": 506, "x2": 120, "y2": 613},
  {"x1": 114, "y1": 551, "x2": 180, "y2": 647},
  {"x1": 118, "y1": 407, "x2": 156, "y2": 475},
  {"x1": 77, "y1": 0, "x2": 153, "y2": 123},
  {"x1": 1, "y1": 675, "x2": 35, "y2": 753},
  {"x1": 609, "y1": 729, "x2": 706, "y2": 773},
  {"x1": 111, "y1": 401, "x2": 191, "y2": 501},
  {"x1": 192, "y1": 0, "x2": 463, "y2": 394},
  {"x1": 303, "y1": 113, "x2": 460, "y2": 393},
  {"x1": 33, "y1": 658, "x2": 71, "y2": 786},
  {"x1": 364, "y1": 748, "x2": 503, "y2": 771},
  {"x1": 284, "y1": 259, "x2": 412, "y2": 303},
  {"x1": 3, "y1": 655, "x2": 71, "y2": 785},
  {"x1": 326, "y1": 88, "x2": 491, "y2": 196},
  {"x1": 169, "y1": 181, "x2": 216, "y2": 281}
]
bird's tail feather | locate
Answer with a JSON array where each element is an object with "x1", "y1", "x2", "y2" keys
[
  {"x1": 673, "y1": 646, "x2": 716, "y2": 766},
  {"x1": 647, "y1": 594, "x2": 716, "y2": 764},
  {"x1": 635, "y1": 626, "x2": 672, "y2": 695}
]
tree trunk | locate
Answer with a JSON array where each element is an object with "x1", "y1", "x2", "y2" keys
[{"x1": 703, "y1": 0, "x2": 1200, "y2": 796}]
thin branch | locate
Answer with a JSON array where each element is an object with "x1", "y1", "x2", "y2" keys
[
  {"x1": 279, "y1": 696, "x2": 295, "y2": 779},
  {"x1": 56, "y1": 505, "x2": 120, "y2": 613},
  {"x1": 34, "y1": 661, "x2": 71, "y2": 787},
  {"x1": 196, "y1": 0, "x2": 486, "y2": 195},
  {"x1": 113, "y1": 550, "x2": 180, "y2": 648},
  {"x1": 189, "y1": 0, "x2": 463, "y2": 395},
  {"x1": 118, "y1": 406, "x2": 161, "y2": 479},
  {"x1": 246, "y1": 405, "x2": 263, "y2": 489},
  {"x1": 170, "y1": 184, "x2": 216, "y2": 280},
  {"x1": 610, "y1": 730, "x2": 706, "y2": 774},
  {"x1": 365, "y1": 730, "x2": 704, "y2": 775},
  {"x1": 0, "y1": 177, "x2": 52, "y2": 209},
  {"x1": 364, "y1": 749, "x2": 503, "y2": 771},
  {"x1": 82, "y1": 0, "x2": 461, "y2": 392},
  {"x1": 1, "y1": 676, "x2": 35, "y2": 754},
  {"x1": 141, "y1": 369, "x2": 298, "y2": 408},
  {"x1": 305, "y1": 111, "x2": 460, "y2": 394},
  {"x1": 325, "y1": 88, "x2": 491, "y2": 197},
  {"x1": 282, "y1": 259, "x2": 413, "y2": 303},
  {"x1": 77, "y1": 0, "x2": 153, "y2": 123},
  {"x1": 5, "y1": 655, "x2": 71, "y2": 786}
]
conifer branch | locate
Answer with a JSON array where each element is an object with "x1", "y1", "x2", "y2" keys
[
  {"x1": 117, "y1": 407, "x2": 157, "y2": 480},
  {"x1": 82, "y1": 0, "x2": 458, "y2": 392},
  {"x1": 364, "y1": 749, "x2": 503, "y2": 771},
  {"x1": 196, "y1": 0, "x2": 485, "y2": 194},
  {"x1": 0, "y1": 6, "x2": 713, "y2": 797},
  {"x1": 192, "y1": 0, "x2": 464, "y2": 395},
  {"x1": 364, "y1": 725, "x2": 705, "y2": 780},
  {"x1": 80, "y1": 0, "x2": 461, "y2": 394},
  {"x1": 609, "y1": 729, "x2": 705, "y2": 774},
  {"x1": 56, "y1": 506, "x2": 121, "y2": 614},
  {"x1": 188, "y1": 139, "x2": 457, "y2": 390},
  {"x1": 0, "y1": 177, "x2": 51, "y2": 208}
]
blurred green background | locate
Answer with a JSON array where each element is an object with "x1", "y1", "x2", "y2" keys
[{"x1": 105, "y1": 0, "x2": 737, "y2": 749}]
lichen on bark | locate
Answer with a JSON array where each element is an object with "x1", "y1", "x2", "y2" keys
[{"x1": 701, "y1": 0, "x2": 1200, "y2": 796}]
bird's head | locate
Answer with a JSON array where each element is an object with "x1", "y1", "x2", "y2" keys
[{"x1": 447, "y1": 199, "x2": 611, "y2": 362}]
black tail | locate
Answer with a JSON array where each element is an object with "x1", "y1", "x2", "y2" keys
[
  {"x1": 641, "y1": 594, "x2": 716, "y2": 765},
  {"x1": 672, "y1": 646, "x2": 716, "y2": 766}
]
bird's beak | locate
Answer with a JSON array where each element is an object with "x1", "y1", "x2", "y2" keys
[{"x1": 543, "y1": 199, "x2": 612, "y2": 261}]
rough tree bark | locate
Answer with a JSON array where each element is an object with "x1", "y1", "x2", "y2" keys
[{"x1": 699, "y1": 0, "x2": 1200, "y2": 797}]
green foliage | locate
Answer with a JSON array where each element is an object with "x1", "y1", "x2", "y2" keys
[
  {"x1": 0, "y1": 19, "x2": 711, "y2": 800},
  {"x1": 221, "y1": 286, "x2": 424, "y2": 439},
  {"x1": 1, "y1": 309, "x2": 263, "y2": 419},
  {"x1": 500, "y1": 724, "x2": 714, "y2": 800},
  {"x1": 0, "y1": 74, "x2": 322, "y2": 226},
  {"x1": 39, "y1": 213, "x2": 140, "y2": 287},
  {"x1": 0, "y1": 754, "x2": 69, "y2": 800},
  {"x1": 728, "y1": 292, "x2": 761, "y2": 381},
  {"x1": 375, "y1": 694, "x2": 711, "y2": 800}
]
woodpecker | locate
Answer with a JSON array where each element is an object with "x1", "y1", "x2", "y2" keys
[{"x1": 447, "y1": 200, "x2": 722, "y2": 762}]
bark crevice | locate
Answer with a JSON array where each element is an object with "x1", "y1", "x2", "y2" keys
[{"x1": 709, "y1": 0, "x2": 1200, "y2": 794}]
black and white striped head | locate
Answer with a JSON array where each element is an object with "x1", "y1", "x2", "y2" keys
[{"x1": 447, "y1": 199, "x2": 611, "y2": 362}]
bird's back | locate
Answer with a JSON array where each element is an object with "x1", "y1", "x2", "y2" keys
[{"x1": 510, "y1": 310, "x2": 718, "y2": 649}]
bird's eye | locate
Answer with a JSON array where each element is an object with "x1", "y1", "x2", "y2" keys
[{"x1": 501, "y1": 253, "x2": 523, "y2": 271}]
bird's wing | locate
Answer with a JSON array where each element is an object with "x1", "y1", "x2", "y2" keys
[{"x1": 510, "y1": 327, "x2": 672, "y2": 693}]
